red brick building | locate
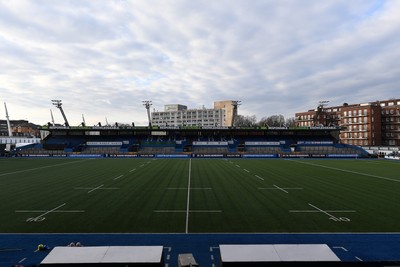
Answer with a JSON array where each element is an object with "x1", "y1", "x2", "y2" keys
[{"x1": 295, "y1": 99, "x2": 400, "y2": 146}]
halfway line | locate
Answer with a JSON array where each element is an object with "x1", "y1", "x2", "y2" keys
[{"x1": 186, "y1": 159, "x2": 192, "y2": 233}]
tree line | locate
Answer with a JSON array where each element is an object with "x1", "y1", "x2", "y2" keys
[{"x1": 235, "y1": 114, "x2": 296, "y2": 127}]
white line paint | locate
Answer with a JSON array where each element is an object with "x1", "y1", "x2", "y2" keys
[
  {"x1": 308, "y1": 203, "x2": 344, "y2": 218},
  {"x1": 129, "y1": 168, "x2": 136, "y2": 172},
  {"x1": 332, "y1": 246, "x2": 348, "y2": 252},
  {"x1": 16, "y1": 210, "x2": 84, "y2": 213},
  {"x1": 255, "y1": 175, "x2": 264, "y2": 180},
  {"x1": 32, "y1": 203, "x2": 66, "y2": 221},
  {"x1": 291, "y1": 160, "x2": 400, "y2": 183},
  {"x1": 75, "y1": 187, "x2": 118, "y2": 191},
  {"x1": 273, "y1": 184, "x2": 289, "y2": 193},
  {"x1": 88, "y1": 184, "x2": 104, "y2": 193},
  {"x1": 259, "y1": 187, "x2": 303, "y2": 192},
  {"x1": 0, "y1": 159, "x2": 92, "y2": 177},
  {"x1": 289, "y1": 210, "x2": 356, "y2": 213},
  {"x1": 186, "y1": 158, "x2": 192, "y2": 233},
  {"x1": 167, "y1": 188, "x2": 212, "y2": 190},
  {"x1": 235, "y1": 164, "x2": 241, "y2": 168},
  {"x1": 154, "y1": 210, "x2": 222, "y2": 213},
  {"x1": 113, "y1": 174, "x2": 124, "y2": 180},
  {"x1": 244, "y1": 169, "x2": 250, "y2": 173}
]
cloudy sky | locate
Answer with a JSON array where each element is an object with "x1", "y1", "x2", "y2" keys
[{"x1": 1, "y1": 0, "x2": 399, "y2": 126}]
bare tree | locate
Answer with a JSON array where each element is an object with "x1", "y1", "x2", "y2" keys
[
  {"x1": 258, "y1": 114, "x2": 285, "y2": 127},
  {"x1": 285, "y1": 117, "x2": 296, "y2": 127},
  {"x1": 235, "y1": 115, "x2": 257, "y2": 127}
]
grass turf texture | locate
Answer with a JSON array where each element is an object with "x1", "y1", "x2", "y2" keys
[{"x1": 0, "y1": 158, "x2": 399, "y2": 233}]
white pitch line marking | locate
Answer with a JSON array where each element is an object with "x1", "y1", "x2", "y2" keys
[
  {"x1": 16, "y1": 210, "x2": 85, "y2": 213},
  {"x1": 291, "y1": 160, "x2": 400, "y2": 183},
  {"x1": 29, "y1": 203, "x2": 66, "y2": 221},
  {"x1": 235, "y1": 164, "x2": 241, "y2": 168},
  {"x1": 289, "y1": 210, "x2": 356, "y2": 213},
  {"x1": 186, "y1": 159, "x2": 192, "y2": 233},
  {"x1": 210, "y1": 246, "x2": 219, "y2": 252},
  {"x1": 273, "y1": 184, "x2": 288, "y2": 193},
  {"x1": 75, "y1": 186, "x2": 119, "y2": 191},
  {"x1": 355, "y1": 256, "x2": 363, "y2": 261},
  {"x1": 88, "y1": 184, "x2": 104, "y2": 193},
  {"x1": 258, "y1": 186, "x2": 303, "y2": 193},
  {"x1": 113, "y1": 174, "x2": 124, "y2": 180},
  {"x1": 244, "y1": 169, "x2": 250, "y2": 173},
  {"x1": 154, "y1": 210, "x2": 222, "y2": 213},
  {"x1": 129, "y1": 168, "x2": 136, "y2": 172},
  {"x1": 290, "y1": 203, "x2": 356, "y2": 222},
  {"x1": 0, "y1": 159, "x2": 92, "y2": 177},
  {"x1": 333, "y1": 246, "x2": 348, "y2": 252},
  {"x1": 167, "y1": 188, "x2": 212, "y2": 190},
  {"x1": 255, "y1": 175, "x2": 264, "y2": 180},
  {"x1": 140, "y1": 164, "x2": 145, "y2": 167}
]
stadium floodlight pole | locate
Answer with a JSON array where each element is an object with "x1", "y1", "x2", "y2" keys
[
  {"x1": 4, "y1": 102, "x2": 13, "y2": 137},
  {"x1": 231, "y1": 100, "x2": 241, "y2": 127},
  {"x1": 142, "y1": 100, "x2": 152, "y2": 127},
  {"x1": 51, "y1": 100, "x2": 70, "y2": 127},
  {"x1": 82, "y1": 114, "x2": 86, "y2": 127},
  {"x1": 50, "y1": 109, "x2": 55, "y2": 126}
]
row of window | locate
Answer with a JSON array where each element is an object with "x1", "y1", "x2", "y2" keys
[
  {"x1": 343, "y1": 109, "x2": 370, "y2": 117},
  {"x1": 381, "y1": 109, "x2": 400, "y2": 115},
  {"x1": 382, "y1": 117, "x2": 400, "y2": 122},
  {"x1": 343, "y1": 117, "x2": 368, "y2": 124},
  {"x1": 343, "y1": 139, "x2": 370, "y2": 146},
  {"x1": 342, "y1": 132, "x2": 369, "y2": 138}
]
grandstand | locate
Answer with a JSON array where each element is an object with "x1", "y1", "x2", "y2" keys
[{"x1": 14, "y1": 125, "x2": 368, "y2": 158}]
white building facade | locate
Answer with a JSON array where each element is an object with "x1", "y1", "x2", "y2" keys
[{"x1": 151, "y1": 103, "x2": 227, "y2": 127}]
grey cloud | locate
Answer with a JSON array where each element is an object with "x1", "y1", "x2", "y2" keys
[{"x1": 0, "y1": 0, "x2": 399, "y2": 125}]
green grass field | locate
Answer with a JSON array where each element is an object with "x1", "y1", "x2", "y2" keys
[{"x1": 0, "y1": 158, "x2": 399, "y2": 233}]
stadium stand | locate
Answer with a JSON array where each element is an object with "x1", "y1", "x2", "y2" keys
[{"x1": 13, "y1": 126, "x2": 369, "y2": 158}]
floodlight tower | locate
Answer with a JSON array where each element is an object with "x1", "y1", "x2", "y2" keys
[
  {"x1": 82, "y1": 114, "x2": 86, "y2": 127},
  {"x1": 50, "y1": 109, "x2": 55, "y2": 126},
  {"x1": 231, "y1": 100, "x2": 241, "y2": 127},
  {"x1": 142, "y1": 101, "x2": 152, "y2": 127},
  {"x1": 4, "y1": 102, "x2": 13, "y2": 136},
  {"x1": 51, "y1": 100, "x2": 70, "y2": 127}
]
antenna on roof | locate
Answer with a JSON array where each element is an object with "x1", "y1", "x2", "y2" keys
[
  {"x1": 51, "y1": 100, "x2": 69, "y2": 127},
  {"x1": 4, "y1": 102, "x2": 13, "y2": 137}
]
